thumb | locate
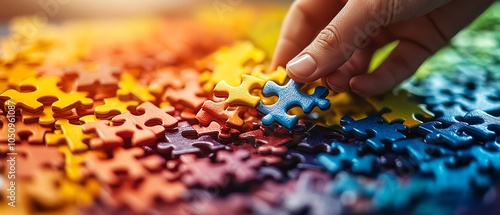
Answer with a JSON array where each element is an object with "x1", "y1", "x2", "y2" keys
[{"x1": 286, "y1": 0, "x2": 451, "y2": 83}]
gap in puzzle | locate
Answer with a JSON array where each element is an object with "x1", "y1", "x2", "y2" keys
[{"x1": 1, "y1": 2, "x2": 500, "y2": 215}]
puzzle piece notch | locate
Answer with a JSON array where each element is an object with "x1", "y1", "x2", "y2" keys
[
  {"x1": 418, "y1": 121, "x2": 474, "y2": 149},
  {"x1": 340, "y1": 116, "x2": 406, "y2": 152},
  {"x1": 257, "y1": 80, "x2": 331, "y2": 129},
  {"x1": 213, "y1": 74, "x2": 266, "y2": 108}
]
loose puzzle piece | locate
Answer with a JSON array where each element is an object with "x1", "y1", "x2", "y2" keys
[
  {"x1": 147, "y1": 67, "x2": 184, "y2": 94},
  {"x1": 213, "y1": 74, "x2": 266, "y2": 108},
  {"x1": 0, "y1": 144, "x2": 64, "y2": 179},
  {"x1": 216, "y1": 149, "x2": 263, "y2": 184},
  {"x1": 22, "y1": 105, "x2": 78, "y2": 126},
  {"x1": 229, "y1": 143, "x2": 283, "y2": 165},
  {"x1": 418, "y1": 121, "x2": 474, "y2": 149},
  {"x1": 341, "y1": 116, "x2": 406, "y2": 152},
  {"x1": 164, "y1": 69, "x2": 208, "y2": 111},
  {"x1": 94, "y1": 97, "x2": 139, "y2": 119},
  {"x1": 257, "y1": 80, "x2": 331, "y2": 129},
  {"x1": 318, "y1": 140, "x2": 378, "y2": 174},
  {"x1": 111, "y1": 171, "x2": 186, "y2": 214},
  {"x1": 391, "y1": 137, "x2": 454, "y2": 163},
  {"x1": 195, "y1": 100, "x2": 246, "y2": 130},
  {"x1": 117, "y1": 73, "x2": 156, "y2": 102},
  {"x1": 458, "y1": 144, "x2": 500, "y2": 171},
  {"x1": 456, "y1": 89, "x2": 500, "y2": 115},
  {"x1": 178, "y1": 154, "x2": 228, "y2": 187},
  {"x1": 112, "y1": 102, "x2": 178, "y2": 137},
  {"x1": 83, "y1": 147, "x2": 164, "y2": 185},
  {"x1": 0, "y1": 77, "x2": 93, "y2": 113},
  {"x1": 419, "y1": 157, "x2": 491, "y2": 194},
  {"x1": 462, "y1": 109, "x2": 500, "y2": 141},
  {"x1": 430, "y1": 103, "x2": 468, "y2": 125},
  {"x1": 0, "y1": 115, "x2": 51, "y2": 144},
  {"x1": 45, "y1": 117, "x2": 98, "y2": 152},
  {"x1": 82, "y1": 118, "x2": 156, "y2": 149},
  {"x1": 155, "y1": 122, "x2": 226, "y2": 158},
  {"x1": 239, "y1": 126, "x2": 292, "y2": 155},
  {"x1": 367, "y1": 90, "x2": 434, "y2": 127},
  {"x1": 297, "y1": 125, "x2": 345, "y2": 153},
  {"x1": 67, "y1": 62, "x2": 122, "y2": 91}
]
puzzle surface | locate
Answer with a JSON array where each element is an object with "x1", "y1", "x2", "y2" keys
[{"x1": 1, "y1": 3, "x2": 500, "y2": 215}]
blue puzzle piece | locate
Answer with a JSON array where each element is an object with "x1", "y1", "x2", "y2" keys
[
  {"x1": 331, "y1": 173, "x2": 432, "y2": 211},
  {"x1": 418, "y1": 121, "x2": 474, "y2": 149},
  {"x1": 458, "y1": 144, "x2": 500, "y2": 171},
  {"x1": 340, "y1": 116, "x2": 406, "y2": 152},
  {"x1": 419, "y1": 157, "x2": 491, "y2": 194},
  {"x1": 318, "y1": 140, "x2": 377, "y2": 174},
  {"x1": 257, "y1": 80, "x2": 331, "y2": 129},
  {"x1": 297, "y1": 125, "x2": 344, "y2": 153},
  {"x1": 430, "y1": 104, "x2": 467, "y2": 125},
  {"x1": 286, "y1": 148, "x2": 324, "y2": 170},
  {"x1": 391, "y1": 137, "x2": 455, "y2": 163},
  {"x1": 462, "y1": 109, "x2": 500, "y2": 141},
  {"x1": 457, "y1": 90, "x2": 500, "y2": 115}
]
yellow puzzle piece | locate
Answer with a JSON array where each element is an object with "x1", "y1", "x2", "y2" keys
[
  {"x1": 213, "y1": 74, "x2": 266, "y2": 108},
  {"x1": 117, "y1": 73, "x2": 156, "y2": 103}
]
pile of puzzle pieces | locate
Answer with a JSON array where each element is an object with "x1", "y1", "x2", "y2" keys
[{"x1": 1, "y1": 9, "x2": 500, "y2": 215}]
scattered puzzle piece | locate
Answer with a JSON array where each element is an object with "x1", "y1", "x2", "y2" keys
[
  {"x1": 213, "y1": 74, "x2": 266, "y2": 108},
  {"x1": 418, "y1": 121, "x2": 474, "y2": 149},
  {"x1": 117, "y1": 73, "x2": 156, "y2": 103},
  {"x1": 341, "y1": 116, "x2": 406, "y2": 152},
  {"x1": 94, "y1": 97, "x2": 139, "y2": 118},
  {"x1": 45, "y1": 118, "x2": 98, "y2": 152},
  {"x1": 462, "y1": 109, "x2": 500, "y2": 141},
  {"x1": 318, "y1": 140, "x2": 378, "y2": 174},
  {"x1": 257, "y1": 80, "x2": 331, "y2": 129}
]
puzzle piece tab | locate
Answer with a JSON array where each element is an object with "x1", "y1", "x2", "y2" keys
[{"x1": 213, "y1": 74, "x2": 266, "y2": 108}]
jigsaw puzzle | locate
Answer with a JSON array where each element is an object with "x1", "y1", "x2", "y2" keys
[{"x1": 1, "y1": 3, "x2": 500, "y2": 215}]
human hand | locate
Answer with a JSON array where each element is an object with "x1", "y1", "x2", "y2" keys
[{"x1": 272, "y1": 0, "x2": 494, "y2": 97}]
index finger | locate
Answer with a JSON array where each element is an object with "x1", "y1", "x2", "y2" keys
[{"x1": 271, "y1": 0, "x2": 346, "y2": 70}]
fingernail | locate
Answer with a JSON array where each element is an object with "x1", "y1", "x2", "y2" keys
[
  {"x1": 325, "y1": 76, "x2": 340, "y2": 92},
  {"x1": 287, "y1": 54, "x2": 317, "y2": 79}
]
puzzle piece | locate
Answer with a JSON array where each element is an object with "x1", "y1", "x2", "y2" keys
[
  {"x1": 45, "y1": 116, "x2": 98, "y2": 152},
  {"x1": 419, "y1": 157, "x2": 491, "y2": 194},
  {"x1": 0, "y1": 144, "x2": 64, "y2": 179},
  {"x1": 462, "y1": 109, "x2": 500, "y2": 141},
  {"x1": 178, "y1": 154, "x2": 228, "y2": 187},
  {"x1": 155, "y1": 122, "x2": 226, "y2": 158},
  {"x1": 195, "y1": 100, "x2": 246, "y2": 130},
  {"x1": 83, "y1": 147, "x2": 164, "y2": 185},
  {"x1": 82, "y1": 119, "x2": 156, "y2": 149},
  {"x1": 341, "y1": 116, "x2": 406, "y2": 152},
  {"x1": 147, "y1": 67, "x2": 184, "y2": 94},
  {"x1": 94, "y1": 97, "x2": 139, "y2": 119},
  {"x1": 456, "y1": 89, "x2": 500, "y2": 115},
  {"x1": 216, "y1": 149, "x2": 263, "y2": 184},
  {"x1": 297, "y1": 125, "x2": 345, "y2": 153},
  {"x1": 0, "y1": 77, "x2": 93, "y2": 113},
  {"x1": 111, "y1": 102, "x2": 178, "y2": 137},
  {"x1": 213, "y1": 74, "x2": 266, "y2": 108},
  {"x1": 164, "y1": 69, "x2": 208, "y2": 111},
  {"x1": 318, "y1": 140, "x2": 378, "y2": 174},
  {"x1": 239, "y1": 126, "x2": 292, "y2": 155},
  {"x1": 418, "y1": 121, "x2": 474, "y2": 149},
  {"x1": 117, "y1": 73, "x2": 156, "y2": 102},
  {"x1": 229, "y1": 143, "x2": 283, "y2": 165},
  {"x1": 110, "y1": 171, "x2": 186, "y2": 214},
  {"x1": 257, "y1": 80, "x2": 331, "y2": 129},
  {"x1": 0, "y1": 115, "x2": 51, "y2": 144},
  {"x1": 458, "y1": 144, "x2": 500, "y2": 171},
  {"x1": 200, "y1": 41, "x2": 265, "y2": 92},
  {"x1": 391, "y1": 137, "x2": 454, "y2": 163},
  {"x1": 430, "y1": 103, "x2": 468, "y2": 125},
  {"x1": 67, "y1": 62, "x2": 122, "y2": 91},
  {"x1": 367, "y1": 90, "x2": 433, "y2": 127}
]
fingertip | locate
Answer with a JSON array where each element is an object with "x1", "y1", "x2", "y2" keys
[{"x1": 349, "y1": 75, "x2": 375, "y2": 97}]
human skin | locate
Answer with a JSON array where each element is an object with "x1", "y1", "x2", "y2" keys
[{"x1": 271, "y1": 0, "x2": 495, "y2": 97}]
